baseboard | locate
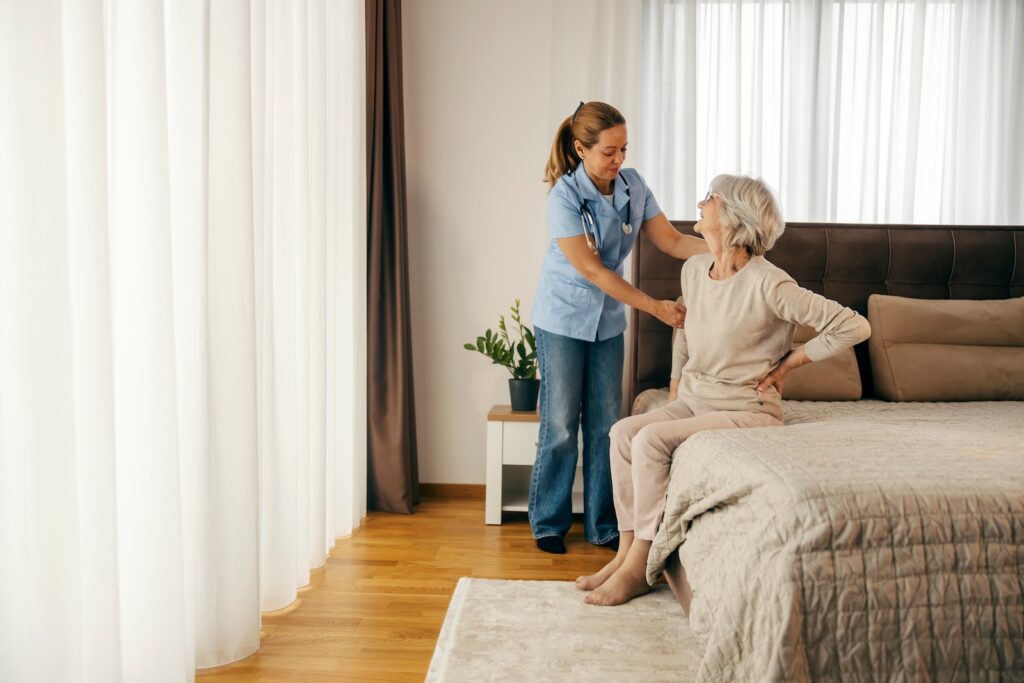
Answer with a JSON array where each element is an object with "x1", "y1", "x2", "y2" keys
[{"x1": 420, "y1": 483, "x2": 485, "y2": 500}]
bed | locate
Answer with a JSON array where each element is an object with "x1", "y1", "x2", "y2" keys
[{"x1": 627, "y1": 221, "x2": 1024, "y2": 682}]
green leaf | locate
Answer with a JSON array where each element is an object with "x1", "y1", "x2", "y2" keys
[{"x1": 461, "y1": 298, "x2": 540, "y2": 375}]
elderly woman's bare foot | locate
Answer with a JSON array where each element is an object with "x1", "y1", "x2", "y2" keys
[
  {"x1": 583, "y1": 538, "x2": 652, "y2": 605},
  {"x1": 575, "y1": 555, "x2": 624, "y2": 591},
  {"x1": 583, "y1": 564, "x2": 651, "y2": 606},
  {"x1": 575, "y1": 531, "x2": 634, "y2": 590}
]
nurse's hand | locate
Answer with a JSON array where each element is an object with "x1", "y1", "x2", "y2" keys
[{"x1": 653, "y1": 300, "x2": 686, "y2": 328}]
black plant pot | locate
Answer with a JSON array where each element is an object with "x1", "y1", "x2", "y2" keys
[{"x1": 509, "y1": 378, "x2": 540, "y2": 412}]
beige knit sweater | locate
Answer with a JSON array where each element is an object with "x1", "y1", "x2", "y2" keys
[{"x1": 670, "y1": 253, "x2": 871, "y2": 421}]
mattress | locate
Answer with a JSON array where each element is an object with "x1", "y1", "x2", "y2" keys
[{"x1": 647, "y1": 400, "x2": 1024, "y2": 682}]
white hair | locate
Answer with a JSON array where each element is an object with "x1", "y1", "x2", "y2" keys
[{"x1": 709, "y1": 174, "x2": 784, "y2": 256}]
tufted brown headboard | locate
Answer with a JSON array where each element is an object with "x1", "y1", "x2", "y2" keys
[{"x1": 628, "y1": 221, "x2": 1024, "y2": 403}]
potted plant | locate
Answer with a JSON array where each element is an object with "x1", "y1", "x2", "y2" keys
[{"x1": 464, "y1": 299, "x2": 540, "y2": 412}]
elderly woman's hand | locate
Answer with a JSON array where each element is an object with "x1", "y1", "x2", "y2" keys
[
  {"x1": 757, "y1": 347, "x2": 811, "y2": 395},
  {"x1": 652, "y1": 300, "x2": 686, "y2": 328},
  {"x1": 757, "y1": 363, "x2": 791, "y2": 395}
]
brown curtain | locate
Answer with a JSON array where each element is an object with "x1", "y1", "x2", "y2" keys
[{"x1": 366, "y1": 0, "x2": 420, "y2": 514}]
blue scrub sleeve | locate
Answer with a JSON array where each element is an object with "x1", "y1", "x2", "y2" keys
[
  {"x1": 638, "y1": 172, "x2": 663, "y2": 222},
  {"x1": 546, "y1": 186, "x2": 585, "y2": 240}
]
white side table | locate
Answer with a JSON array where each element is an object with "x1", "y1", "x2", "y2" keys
[{"x1": 485, "y1": 405, "x2": 583, "y2": 525}]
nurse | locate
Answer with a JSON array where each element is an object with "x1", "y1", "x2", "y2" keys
[{"x1": 529, "y1": 101, "x2": 708, "y2": 554}]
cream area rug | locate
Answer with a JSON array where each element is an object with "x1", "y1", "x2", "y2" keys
[{"x1": 426, "y1": 578, "x2": 704, "y2": 683}]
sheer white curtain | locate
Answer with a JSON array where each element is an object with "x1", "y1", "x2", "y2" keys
[
  {"x1": 554, "y1": 0, "x2": 1024, "y2": 224},
  {"x1": 251, "y1": 0, "x2": 368, "y2": 612},
  {"x1": 0, "y1": 0, "x2": 366, "y2": 680}
]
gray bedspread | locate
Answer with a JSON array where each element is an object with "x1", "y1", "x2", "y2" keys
[{"x1": 647, "y1": 401, "x2": 1024, "y2": 683}]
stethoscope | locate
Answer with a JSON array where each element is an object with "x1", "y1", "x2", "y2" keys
[{"x1": 575, "y1": 171, "x2": 633, "y2": 256}]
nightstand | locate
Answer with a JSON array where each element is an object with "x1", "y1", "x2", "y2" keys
[{"x1": 485, "y1": 405, "x2": 583, "y2": 525}]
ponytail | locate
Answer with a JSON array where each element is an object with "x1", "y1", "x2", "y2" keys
[
  {"x1": 544, "y1": 116, "x2": 579, "y2": 188},
  {"x1": 543, "y1": 101, "x2": 626, "y2": 189}
]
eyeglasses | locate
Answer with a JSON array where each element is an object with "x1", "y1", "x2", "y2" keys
[{"x1": 700, "y1": 190, "x2": 717, "y2": 205}]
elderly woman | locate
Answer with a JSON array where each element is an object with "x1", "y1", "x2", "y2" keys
[{"x1": 578, "y1": 175, "x2": 871, "y2": 606}]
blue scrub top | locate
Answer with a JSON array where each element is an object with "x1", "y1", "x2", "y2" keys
[{"x1": 532, "y1": 165, "x2": 662, "y2": 341}]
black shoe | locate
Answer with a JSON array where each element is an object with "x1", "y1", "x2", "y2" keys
[
  {"x1": 536, "y1": 536, "x2": 566, "y2": 554},
  {"x1": 596, "y1": 536, "x2": 619, "y2": 552}
]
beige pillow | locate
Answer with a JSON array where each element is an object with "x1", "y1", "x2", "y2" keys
[
  {"x1": 868, "y1": 295, "x2": 1024, "y2": 401},
  {"x1": 781, "y1": 325, "x2": 862, "y2": 401},
  {"x1": 632, "y1": 388, "x2": 670, "y2": 415}
]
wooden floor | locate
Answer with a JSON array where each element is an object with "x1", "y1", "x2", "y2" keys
[{"x1": 197, "y1": 496, "x2": 614, "y2": 682}]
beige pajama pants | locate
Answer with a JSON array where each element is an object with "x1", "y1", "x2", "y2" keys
[{"x1": 609, "y1": 400, "x2": 782, "y2": 540}]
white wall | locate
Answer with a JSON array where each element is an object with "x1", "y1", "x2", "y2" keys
[{"x1": 402, "y1": 0, "x2": 556, "y2": 484}]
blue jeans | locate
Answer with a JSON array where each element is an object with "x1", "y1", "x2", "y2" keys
[{"x1": 528, "y1": 326, "x2": 622, "y2": 544}]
